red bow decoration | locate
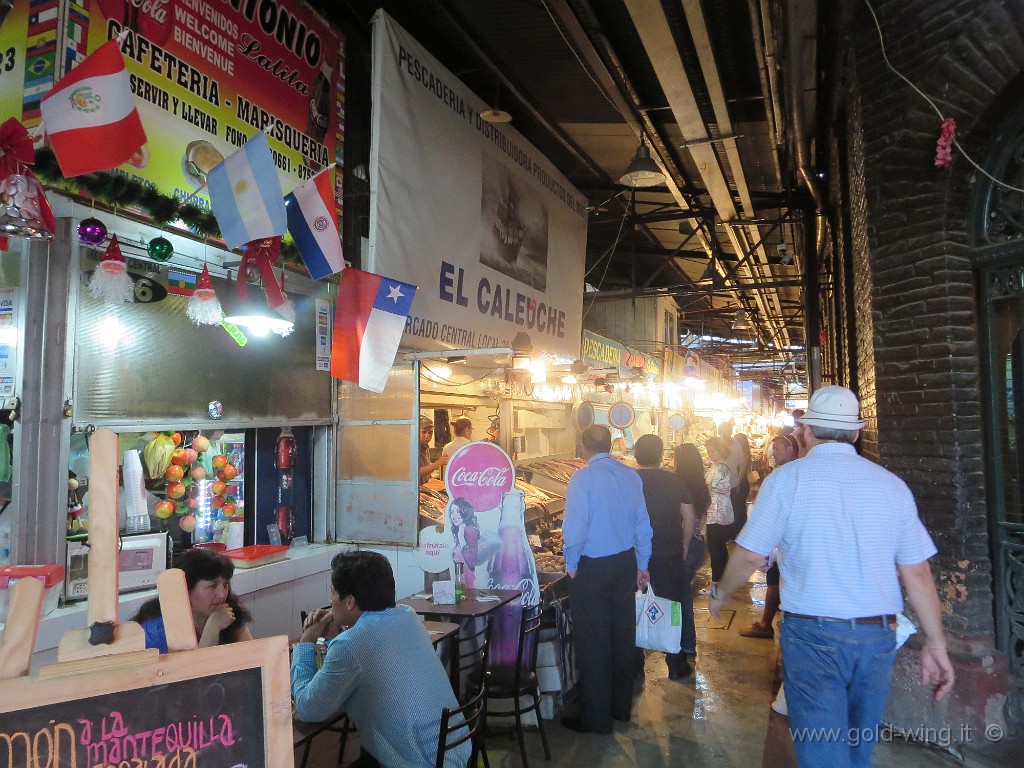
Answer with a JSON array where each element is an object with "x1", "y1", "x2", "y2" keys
[
  {"x1": 239, "y1": 236, "x2": 287, "y2": 309},
  {"x1": 0, "y1": 117, "x2": 56, "y2": 239},
  {"x1": 0, "y1": 118, "x2": 35, "y2": 175},
  {"x1": 934, "y1": 118, "x2": 956, "y2": 169}
]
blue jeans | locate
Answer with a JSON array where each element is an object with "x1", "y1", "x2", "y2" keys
[{"x1": 781, "y1": 616, "x2": 897, "y2": 768}]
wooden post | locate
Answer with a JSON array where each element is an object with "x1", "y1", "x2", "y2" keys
[
  {"x1": 158, "y1": 568, "x2": 198, "y2": 652},
  {"x1": 0, "y1": 578, "x2": 43, "y2": 679},
  {"x1": 58, "y1": 428, "x2": 145, "y2": 661}
]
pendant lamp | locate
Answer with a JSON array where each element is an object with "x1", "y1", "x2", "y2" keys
[
  {"x1": 223, "y1": 289, "x2": 294, "y2": 337},
  {"x1": 619, "y1": 142, "x2": 665, "y2": 188}
]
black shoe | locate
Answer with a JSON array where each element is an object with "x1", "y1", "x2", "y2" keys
[
  {"x1": 668, "y1": 661, "x2": 693, "y2": 680},
  {"x1": 560, "y1": 716, "x2": 611, "y2": 735}
]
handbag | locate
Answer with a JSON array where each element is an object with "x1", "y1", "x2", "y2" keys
[{"x1": 635, "y1": 588, "x2": 682, "y2": 654}]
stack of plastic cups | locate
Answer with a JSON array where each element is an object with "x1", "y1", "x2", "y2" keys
[{"x1": 122, "y1": 450, "x2": 150, "y2": 535}]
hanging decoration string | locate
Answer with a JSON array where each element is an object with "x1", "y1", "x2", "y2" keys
[
  {"x1": 31, "y1": 146, "x2": 316, "y2": 268},
  {"x1": 863, "y1": 0, "x2": 1024, "y2": 193}
]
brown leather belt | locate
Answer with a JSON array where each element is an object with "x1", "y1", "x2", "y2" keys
[{"x1": 783, "y1": 611, "x2": 896, "y2": 626}]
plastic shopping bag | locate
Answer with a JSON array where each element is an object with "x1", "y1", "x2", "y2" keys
[{"x1": 635, "y1": 588, "x2": 682, "y2": 654}]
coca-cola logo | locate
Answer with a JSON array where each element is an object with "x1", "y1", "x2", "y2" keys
[{"x1": 444, "y1": 442, "x2": 514, "y2": 511}]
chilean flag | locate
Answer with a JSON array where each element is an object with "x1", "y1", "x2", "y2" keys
[
  {"x1": 40, "y1": 40, "x2": 147, "y2": 177},
  {"x1": 284, "y1": 169, "x2": 344, "y2": 280},
  {"x1": 331, "y1": 269, "x2": 417, "y2": 393}
]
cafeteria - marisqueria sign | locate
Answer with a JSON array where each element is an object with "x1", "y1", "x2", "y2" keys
[{"x1": 82, "y1": 0, "x2": 343, "y2": 210}]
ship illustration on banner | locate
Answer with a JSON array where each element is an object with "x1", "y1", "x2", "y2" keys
[{"x1": 494, "y1": 177, "x2": 526, "y2": 265}]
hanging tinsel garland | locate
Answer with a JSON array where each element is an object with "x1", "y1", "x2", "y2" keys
[{"x1": 32, "y1": 146, "x2": 307, "y2": 269}]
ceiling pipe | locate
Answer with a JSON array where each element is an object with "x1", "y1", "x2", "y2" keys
[{"x1": 748, "y1": 0, "x2": 783, "y2": 182}]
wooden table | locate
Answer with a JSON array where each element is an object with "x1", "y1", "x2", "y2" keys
[
  {"x1": 398, "y1": 588, "x2": 523, "y2": 619},
  {"x1": 399, "y1": 589, "x2": 523, "y2": 691}
]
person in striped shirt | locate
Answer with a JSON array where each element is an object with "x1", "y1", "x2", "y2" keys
[{"x1": 709, "y1": 386, "x2": 954, "y2": 767}]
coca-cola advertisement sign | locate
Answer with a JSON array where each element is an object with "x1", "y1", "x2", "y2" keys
[{"x1": 444, "y1": 442, "x2": 514, "y2": 511}]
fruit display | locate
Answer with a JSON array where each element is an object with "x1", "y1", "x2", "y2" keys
[{"x1": 142, "y1": 431, "x2": 242, "y2": 538}]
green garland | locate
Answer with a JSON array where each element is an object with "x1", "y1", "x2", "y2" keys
[{"x1": 33, "y1": 147, "x2": 306, "y2": 269}]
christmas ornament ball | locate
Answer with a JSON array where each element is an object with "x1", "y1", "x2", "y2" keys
[
  {"x1": 147, "y1": 236, "x2": 174, "y2": 262},
  {"x1": 77, "y1": 217, "x2": 107, "y2": 246}
]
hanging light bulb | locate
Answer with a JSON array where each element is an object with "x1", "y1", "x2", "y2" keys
[
  {"x1": 732, "y1": 309, "x2": 751, "y2": 330},
  {"x1": 619, "y1": 140, "x2": 665, "y2": 188}
]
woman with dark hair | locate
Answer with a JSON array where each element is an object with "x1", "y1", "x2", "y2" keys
[
  {"x1": 132, "y1": 547, "x2": 252, "y2": 653},
  {"x1": 674, "y1": 443, "x2": 710, "y2": 521},
  {"x1": 448, "y1": 497, "x2": 481, "y2": 589},
  {"x1": 673, "y1": 442, "x2": 710, "y2": 657}
]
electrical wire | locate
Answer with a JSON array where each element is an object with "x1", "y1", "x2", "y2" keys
[
  {"x1": 421, "y1": 365, "x2": 500, "y2": 387},
  {"x1": 582, "y1": 188, "x2": 632, "y2": 322},
  {"x1": 863, "y1": 0, "x2": 1024, "y2": 194},
  {"x1": 539, "y1": 0, "x2": 622, "y2": 117}
]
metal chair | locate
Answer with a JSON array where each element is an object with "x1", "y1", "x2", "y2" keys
[
  {"x1": 436, "y1": 676, "x2": 489, "y2": 768},
  {"x1": 293, "y1": 712, "x2": 355, "y2": 768},
  {"x1": 485, "y1": 603, "x2": 551, "y2": 768},
  {"x1": 454, "y1": 615, "x2": 492, "y2": 703}
]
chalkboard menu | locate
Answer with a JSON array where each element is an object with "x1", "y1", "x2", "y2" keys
[{"x1": 1, "y1": 668, "x2": 265, "y2": 767}]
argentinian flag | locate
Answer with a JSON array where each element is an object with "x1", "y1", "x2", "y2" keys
[{"x1": 208, "y1": 132, "x2": 287, "y2": 250}]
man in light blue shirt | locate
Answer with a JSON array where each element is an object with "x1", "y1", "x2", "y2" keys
[
  {"x1": 561, "y1": 425, "x2": 653, "y2": 734},
  {"x1": 293, "y1": 551, "x2": 469, "y2": 768},
  {"x1": 710, "y1": 386, "x2": 954, "y2": 768}
]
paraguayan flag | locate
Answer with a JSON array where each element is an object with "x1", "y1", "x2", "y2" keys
[{"x1": 284, "y1": 169, "x2": 345, "y2": 280}]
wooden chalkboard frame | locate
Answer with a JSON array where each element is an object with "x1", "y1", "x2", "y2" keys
[{"x1": 0, "y1": 636, "x2": 293, "y2": 768}]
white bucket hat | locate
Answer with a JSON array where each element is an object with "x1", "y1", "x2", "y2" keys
[{"x1": 797, "y1": 385, "x2": 865, "y2": 430}]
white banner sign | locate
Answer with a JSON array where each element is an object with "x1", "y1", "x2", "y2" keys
[{"x1": 369, "y1": 13, "x2": 587, "y2": 359}]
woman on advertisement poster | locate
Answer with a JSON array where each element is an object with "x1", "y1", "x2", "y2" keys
[{"x1": 448, "y1": 497, "x2": 480, "y2": 589}]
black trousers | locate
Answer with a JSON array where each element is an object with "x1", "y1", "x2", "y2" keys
[
  {"x1": 706, "y1": 523, "x2": 731, "y2": 582},
  {"x1": 568, "y1": 548, "x2": 636, "y2": 732},
  {"x1": 648, "y1": 549, "x2": 692, "y2": 671}
]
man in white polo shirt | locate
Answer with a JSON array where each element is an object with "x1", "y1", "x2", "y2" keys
[{"x1": 709, "y1": 386, "x2": 954, "y2": 767}]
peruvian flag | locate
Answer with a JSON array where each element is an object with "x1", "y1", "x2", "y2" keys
[{"x1": 40, "y1": 40, "x2": 146, "y2": 177}]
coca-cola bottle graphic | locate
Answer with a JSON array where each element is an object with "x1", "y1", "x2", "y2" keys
[
  {"x1": 305, "y1": 62, "x2": 333, "y2": 168},
  {"x1": 487, "y1": 489, "x2": 540, "y2": 673}
]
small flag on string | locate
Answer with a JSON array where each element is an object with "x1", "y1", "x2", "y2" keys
[
  {"x1": 284, "y1": 169, "x2": 344, "y2": 280},
  {"x1": 40, "y1": 40, "x2": 147, "y2": 177},
  {"x1": 167, "y1": 268, "x2": 197, "y2": 296},
  {"x1": 331, "y1": 269, "x2": 417, "y2": 394},
  {"x1": 208, "y1": 132, "x2": 287, "y2": 250}
]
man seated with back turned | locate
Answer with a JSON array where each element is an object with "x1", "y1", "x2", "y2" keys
[{"x1": 292, "y1": 551, "x2": 470, "y2": 768}]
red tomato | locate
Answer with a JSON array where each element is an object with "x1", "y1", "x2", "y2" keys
[
  {"x1": 172, "y1": 432, "x2": 183, "y2": 446},
  {"x1": 212, "y1": 454, "x2": 228, "y2": 469},
  {"x1": 164, "y1": 465, "x2": 184, "y2": 481},
  {"x1": 212, "y1": 481, "x2": 227, "y2": 496},
  {"x1": 222, "y1": 502, "x2": 237, "y2": 516},
  {"x1": 166, "y1": 481, "x2": 186, "y2": 499},
  {"x1": 222, "y1": 464, "x2": 238, "y2": 480}
]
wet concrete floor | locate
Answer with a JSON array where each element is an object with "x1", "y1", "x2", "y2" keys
[{"x1": 297, "y1": 563, "x2": 966, "y2": 767}]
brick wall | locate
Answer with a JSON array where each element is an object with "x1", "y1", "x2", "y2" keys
[{"x1": 825, "y1": 0, "x2": 1023, "y2": 736}]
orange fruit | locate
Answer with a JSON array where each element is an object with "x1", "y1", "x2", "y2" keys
[
  {"x1": 222, "y1": 464, "x2": 238, "y2": 480},
  {"x1": 170, "y1": 448, "x2": 188, "y2": 465},
  {"x1": 212, "y1": 480, "x2": 226, "y2": 495},
  {"x1": 212, "y1": 454, "x2": 228, "y2": 469},
  {"x1": 164, "y1": 465, "x2": 184, "y2": 481},
  {"x1": 166, "y1": 481, "x2": 186, "y2": 499}
]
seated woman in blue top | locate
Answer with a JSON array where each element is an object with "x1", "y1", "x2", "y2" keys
[{"x1": 132, "y1": 547, "x2": 253, "y2": 653}]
